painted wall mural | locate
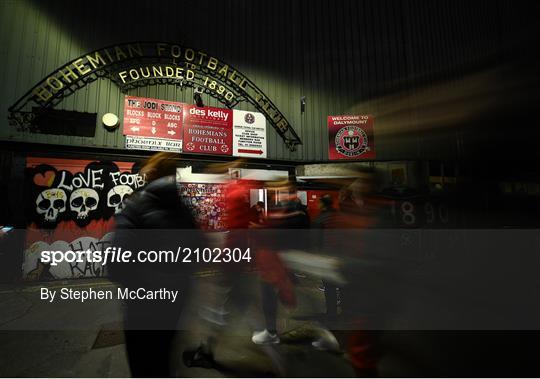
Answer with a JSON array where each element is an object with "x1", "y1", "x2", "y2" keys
[{"x1": 24, "y1": 157, "x2": 144, "y2": 281}]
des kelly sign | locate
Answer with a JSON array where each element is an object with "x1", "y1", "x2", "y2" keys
[{"x1": 182, "y1": 105, "x2": 233, "y2": 155}]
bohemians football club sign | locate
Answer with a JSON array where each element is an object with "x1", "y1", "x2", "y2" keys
[{"x1": 328, "y1": 115, "x2": 375, "y2": 160}]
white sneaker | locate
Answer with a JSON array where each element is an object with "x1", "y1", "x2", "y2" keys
[
  {"x1": 311, "y1": 329, "x2": 340, "y2": 352},
  {"x1": 252, "y1": 329, "x2": 280, "y2": 345}
]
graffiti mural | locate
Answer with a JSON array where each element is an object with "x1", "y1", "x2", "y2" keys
[
  {"x1": 27, "y1": 158, "x2": 145, "y2": 227},
  {"x1": 24, "y1": 157, "x2": 144, "y2": 281},
  {"x1": 24, "y1": 233, "x2": 115, "y2": 281}
]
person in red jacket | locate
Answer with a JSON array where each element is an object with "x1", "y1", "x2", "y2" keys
[{"x1": 184, "y1": 171, "x2": 260, "y2": 368}]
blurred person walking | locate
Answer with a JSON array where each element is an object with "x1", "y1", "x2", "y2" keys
[
  {"x1": 183, "y1": 165, "x2": 258, "y2": 368},
  {"x1": 111, "y1": 152, "x2": 204, "y2": 377},
  {"x1": 252, "y1": 181, "x2": 308, "y2": 345},
  {"x1": 335, "y1": 174, "x2": 393, "y2": 377},
  {"x1": 312, "y1": 194, "x2": 342, "y2": 322}
]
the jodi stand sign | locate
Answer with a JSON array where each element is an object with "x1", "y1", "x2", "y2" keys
[
  {"x1": 123, "y1": 95, "x2": 267, "y2": 158},
  {"x1": 328, "y1": 115, "x2": 375, "y2": 160},
  {"x1": 232, "y1": 110, "x2": 267, "y2": 158},
  {"x1": 123, "y1": 96, "x2": 183, "y2": 152}
]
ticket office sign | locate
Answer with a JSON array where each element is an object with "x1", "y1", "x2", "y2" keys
[
  {"x1": 328, "y1": 115, "x2": 375, "y2": 160},
  {"x1": 123, "y1": 96, "x2": 183, "y2": 152},
  {"x1": 232, "y1": 110, "x2": 267, "y2": 158},
  {"x1": 182, "y1": 105, "x2": 233, "y2": 155}
]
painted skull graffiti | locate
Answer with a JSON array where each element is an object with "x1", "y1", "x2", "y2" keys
[
  {"x1": 36, "y1": 188, "x2": 67, "y2": 222},
  {"x1": 106, "y1": 185, "x2": 133, "y2": 214},
  {"x1": 70, "y1": 188, "x2": 99, "y2": 219}
]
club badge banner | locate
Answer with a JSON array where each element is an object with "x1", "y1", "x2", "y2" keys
[{"x1": 328, "y1": 115, "x2": 375, "y2": 160}]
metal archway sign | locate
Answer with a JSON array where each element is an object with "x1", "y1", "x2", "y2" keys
[{"x1": 8, "y1": 41, "x2": 302, "y2": 151}]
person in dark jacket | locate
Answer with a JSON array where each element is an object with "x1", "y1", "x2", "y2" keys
[
  {"x1": 111, "y1": 152, "x2": 203, "y2": 377},
  {"x1": 249, "y1": 201, "x2": 266, "y2": 227}
]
